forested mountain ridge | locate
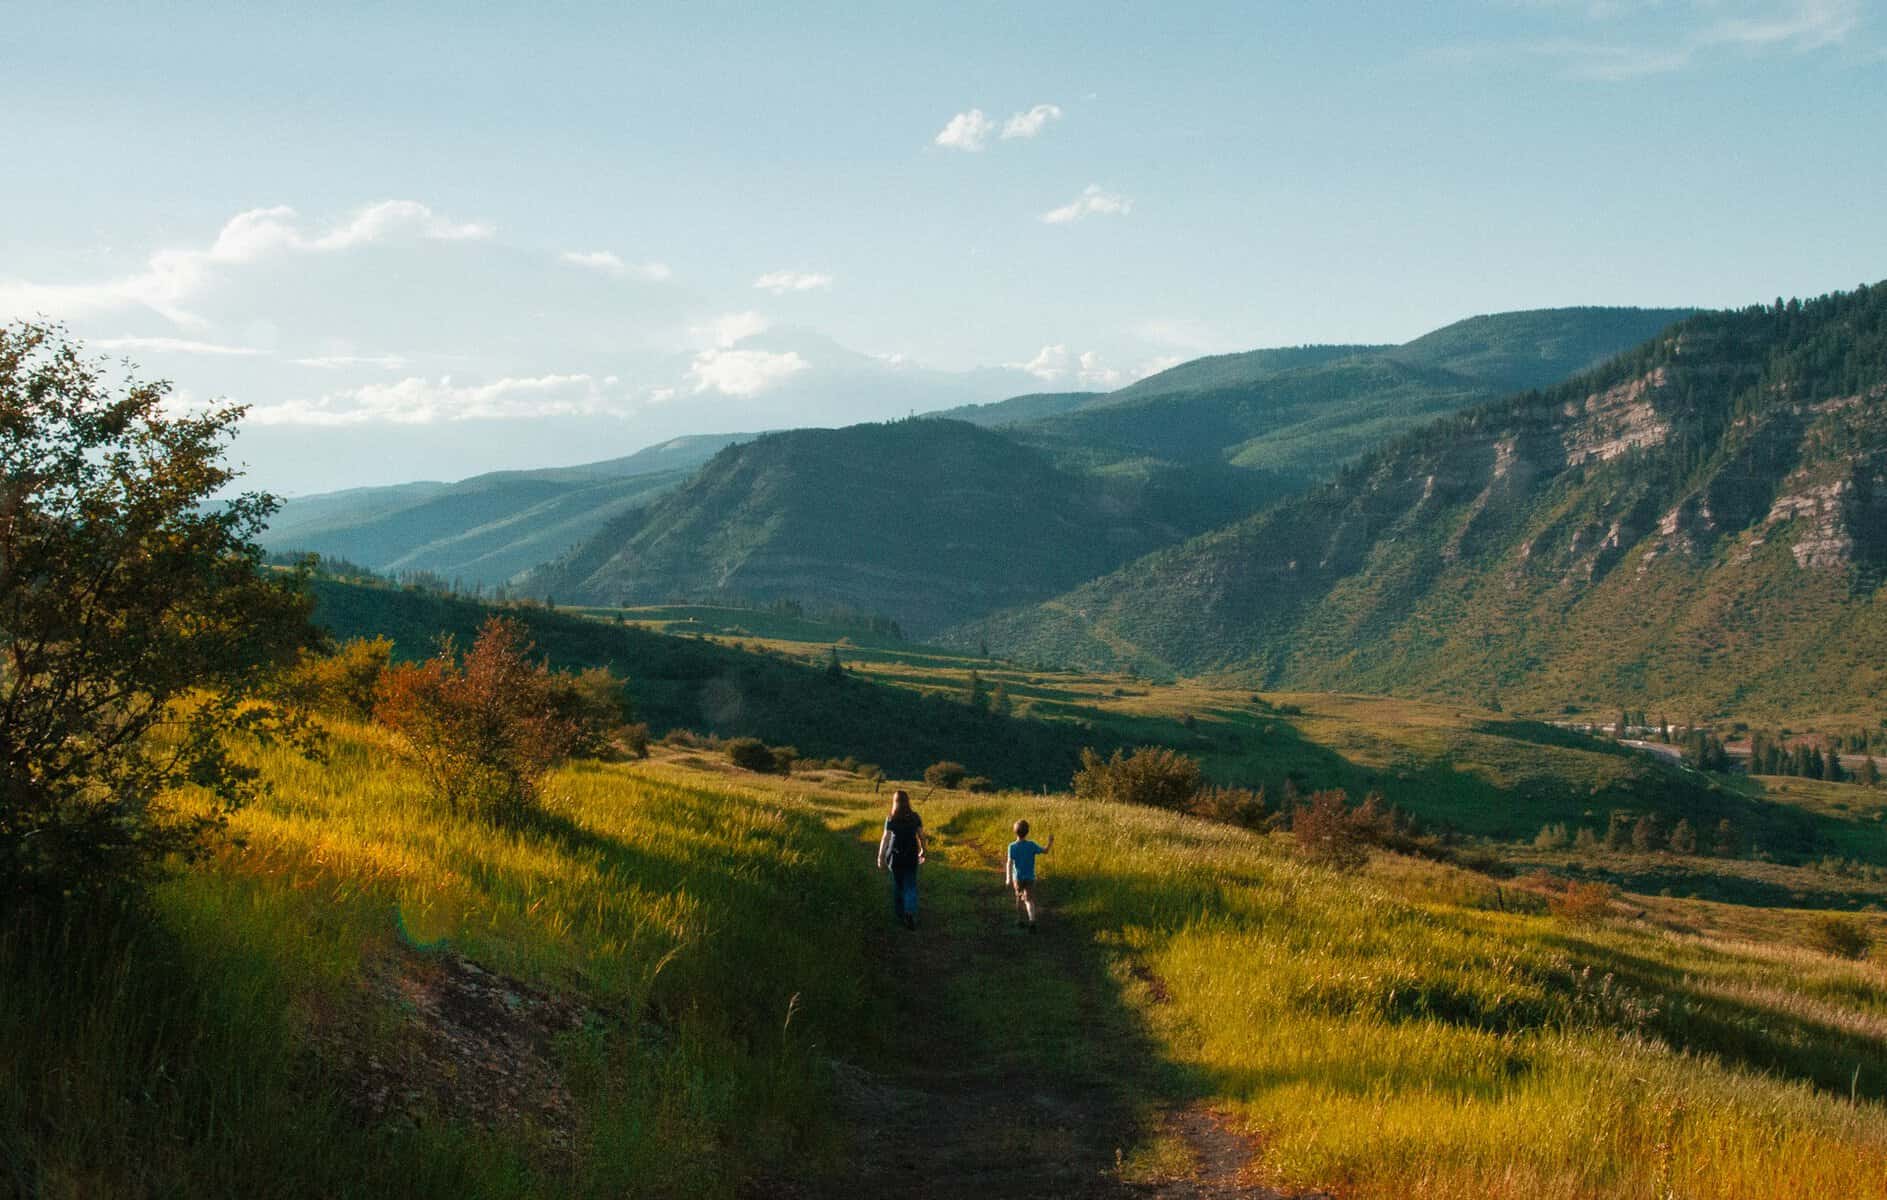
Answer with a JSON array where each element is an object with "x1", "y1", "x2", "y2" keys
[
  {"x1": 1004, "y1": 307, "x2": 1698, "y2": 484},
  {"x1": 953, "y1": 285, "x2": 1887, "y2": 719},
  {"x1": 258, "y1": 433, "x2": 749, "y2": 586},
  {"x1": 521, "y1": 418, "x2": 1281, "y2": 632}
]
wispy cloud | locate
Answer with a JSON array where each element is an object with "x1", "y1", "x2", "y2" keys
[
  {"x1": 0, "y1": 199, "x2": 494, "y2": 325},
  {"x1": 1041, "y1": 185, "x2": 1133, "y2": 225},
  {"x1": 558, "y1": 249, "x2": 672, "y2": 281},
  {"x1": 1452, "y1": 0, "x2": 1863, "y2": 79},
  {"x1": 753, "y1": 270, "x2": 833, "y2": 294},
  {"x1": 1001, "y1": 103, "x2": 1064, "y2": 140},
  {"x1": 247, "y1": 372, "x2": 616, "y2": 426},
  {"x1": 93, "y1": 335, "x2": 266, "y2": 357},
  {"x1": 687, "y1": 348, "x2": 810, "y2": 396},
  {"x1": 291, "y1": 353, "x2": 410, "y2": 370},
  {"x1": 934, "y1": 108, "x2": 995, "y2": 151}
]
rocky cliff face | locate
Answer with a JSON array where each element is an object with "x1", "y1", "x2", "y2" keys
[{"x1": 959, "y1": 284, "x2": 1887, "y2": 718}]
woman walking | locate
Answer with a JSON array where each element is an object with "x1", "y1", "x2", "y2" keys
[{"x1": 876, "y1": 789, "x2": 927, "y2": 929}]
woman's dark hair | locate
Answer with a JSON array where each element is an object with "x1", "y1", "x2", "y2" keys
[{"x1": 889, "y1": 789, "x2": 913, "y2": 820}]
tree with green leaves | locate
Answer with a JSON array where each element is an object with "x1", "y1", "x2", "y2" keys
[
  {"x1": 1, "y1": 323, "x2": 316, "y2": 901},
  {"x1": 1862, "y1": 756, "x2": 1882, "y2": 788}
]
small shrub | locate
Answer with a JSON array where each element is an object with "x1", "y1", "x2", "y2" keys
[
  {"x1": 373, "y1": 617, "x2": 578, "y2": 823},
  {"x1": 961, "y1": 776, "x2": 994, "y2": 794},
  {"x1": 1534, "y1": 822, "x2": 1571, "y2": 850},
  {"x1": 1550, "y1": 880, "x2": 1618, "y2": 923},
  {"x1": 771, "y1": 745, "x2": 799, "y2": 776},
  {"x1": 924, "y1": 760, "x2": 969, "y2": 789},
  {"x1": 278, "y1": 636, "x2": 393, "y2": 719},
  {"x1": 726, "y1": 737, "x2": 776, "y2": 773},
  {"x1": 1806, "y1": 914, "x2": 1873, "y2": 960},
  {"x1": 1071, "y1": 747, "x2": 1203, "y2": 810},
  {"x1": 1191, "y1": 784, "x2": 1268, "y2": 827},
  {"x1": 1292, "y1": 790, "x2": 1367, "y2": 872},
  {"x1": 545, "y1": 665, "x2": 637, "y2": 758}
]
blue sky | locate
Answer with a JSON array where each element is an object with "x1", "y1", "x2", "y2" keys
[{"x1": 3, "y1": 1, "x2": 1883, "y2": 493}]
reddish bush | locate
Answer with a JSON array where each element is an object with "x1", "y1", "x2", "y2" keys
[{"x1": 374, "y1": 618, "x2": 578, "y2": 822}]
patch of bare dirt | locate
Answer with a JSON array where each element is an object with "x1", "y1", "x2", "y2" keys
[
  {"x1": 315, "y1": 947, "x2": 592, "y2": 1153},
  {"x1": 1135, "y1": 1107, "x2": 1319, "y2": 1200}
]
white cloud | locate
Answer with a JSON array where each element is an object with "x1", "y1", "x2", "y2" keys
[
  {"x1": 559, "y1": 249, "x2": 672, "y2": 281},
  {"x1": 1001, "y1": 103, "x2": 1064, "y2": 140},
  {"x1": 753, "y1": 270, "x2": 834, "y2": 294},
  {"x1": 1019, "y1": 344, "x2": 1071, "y2": 382},
  {"x1": 1041, "y1": 184, "x2": 1133, "y2": 224},
  {"x1": 209, "y1": 200, "x2": 493, "y2": 263},
  {"x1": 693, "y1": 311, "x2": 771, "y2": 349},
  {"x1": 247, "y1": 372, "x2": 616, "y2": 427},
  {"x1": 687, "y1": 348, "x2": 810, "y2": 396},
  {"x1": 0, "y1": 199, "x2": 493, "y2": 326},
  {"x1": 290, "y1": 354, "x2": 409, "y2": 369},
  {"x1": 93, "y1": 335, "x2": 266, "y2": 357},
  {"x1": 934, "y1": 108, "x2": 995, "y2": 151},
  {"x1": 1015, "y1": 345, "x2": 1178, "y2": 389}
]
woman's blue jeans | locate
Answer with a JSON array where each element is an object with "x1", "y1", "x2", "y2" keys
[{"x1": 890, "y1": 862, "x2": 919, "y2": 921}]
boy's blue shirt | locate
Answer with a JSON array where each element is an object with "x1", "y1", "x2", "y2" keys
[{"x1": 1007, "y1": 839, "x2": 1046, "y2": 880}]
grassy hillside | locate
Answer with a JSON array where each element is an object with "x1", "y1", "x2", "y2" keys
[
  {"x1": 261, "y1": 434, "x2": 749, "y2": 587},
  {"x1": 522, "y1": 419, "x2": 1281, "y2": 634},
  {"x1": 305, "y1": 576, "x2": 1123, "y2": 789},
  {"x1": 962, "y1": 285, "x2": 1887, "y2": 720},
  {"x1": 13, "y1": 727, "x2": 1887, "y2": 1197}
]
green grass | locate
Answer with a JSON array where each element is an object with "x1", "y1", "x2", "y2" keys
[
  {"x1": 11, "y1": 729, "x2": 1887, "y2": 1197},
  {"x1": 3, "y1": 721, "x2": 886, "y2": 1199}
]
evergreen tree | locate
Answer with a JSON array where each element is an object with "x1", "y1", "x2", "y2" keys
[
  {"x1": 989, "y1": 681, "x2": 1012, "y2": 717},
  {"x1": 1604, "y1": 810, "x2": 1632, "y2": 851},
  {"x1": 1826, "y1": 747, "x2": 1846, "y2": 784},
  {"x1": 1631, "y1": 813, "x2": 1662, "y2": 853},
  {"x1": 1713, "y1": 818, "x2": 1740, "y2": 858},
  {"x1": 824, "y1": 646, "x2": 845, "y2": 683},
  {"x1": 965, "y1": 670, "x2": 990, "y2": 710},
  {"x1": 1862, "y1": 757, "x2": 1882, "y2": 788},
  {"x1": 1668, "y1": 818, "x2": 1697, "y2": 855}
]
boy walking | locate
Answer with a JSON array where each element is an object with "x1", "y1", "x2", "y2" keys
[{"x1": 1005, "y1": 819, "x2": 1053, "y2": 930}]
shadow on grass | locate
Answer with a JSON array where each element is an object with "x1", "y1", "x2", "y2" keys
[{"x1": 1538, "y1": 929, "x2": 1887, "y2": 1103}]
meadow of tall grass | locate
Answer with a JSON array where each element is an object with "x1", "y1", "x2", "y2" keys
[
  {"x1": 933, "y1": 795, "x2": 1887, "y2": 1198},
  {"x1": 2, "y1": 720, "x2": 885, "y2": 1199},
  {"x1": 8, "y1": 722, "x2": 1887, "y2": 1197}
]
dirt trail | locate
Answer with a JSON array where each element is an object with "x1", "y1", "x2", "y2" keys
[{"x1": 824, "y1": 813, "x2": 1292, "y2": 1200}]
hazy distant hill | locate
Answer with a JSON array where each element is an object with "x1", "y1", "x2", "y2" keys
[
  {"x1": 1006, "y1": 308, "x2": 1697, "y2": 483},
  {"x1": 956, "y1": 285, "x2": 1887, "y2": 719},
  {"x1": 523, "y1": 419, "x2": 1281, "y2": 632},
  {"x1": 265, "y1": 306, "x2": 1694, "y2": 605},
  {"x1": 260, "y1": 433, "x2": 749, "y2": 585}
]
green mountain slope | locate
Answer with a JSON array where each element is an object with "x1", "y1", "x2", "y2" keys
[
  {"x1": 958, "y1": 285, "x2": 1887, "y2": 719},
  {"x1": 259, "y1": 433, "x2": 749, "y2": 585},
  {"x1": 1008, "y1": 307, "x2": 1697, "y2": 484},
  {"x1": 522, "y1": 418, "x2": 1287, "y2": 633}
]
